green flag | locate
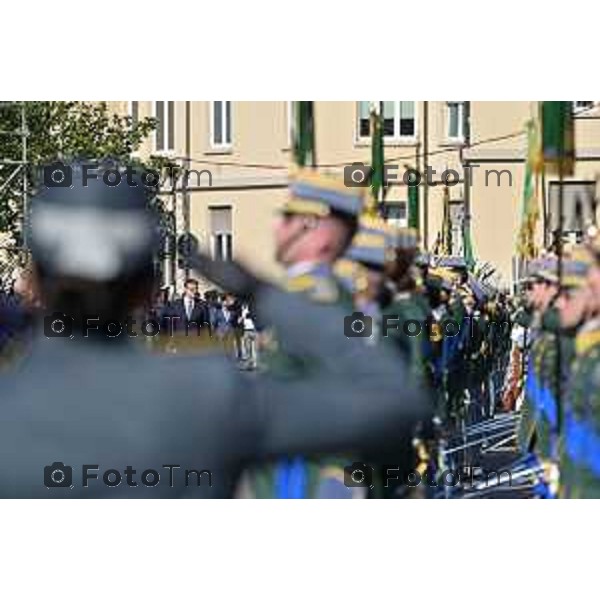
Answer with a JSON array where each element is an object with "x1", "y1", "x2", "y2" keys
[
  {"x1": 369, "y1": 101, "x2": 385, "y2": 214},
  {"x1": 517, "y1": 119, "x2": 541, "y2": 260},
  {"x1": 293, "y1": 101, "x2": 316, "y2": 167},
  {"x1": 463, "y1": 217, "x2": 475, "y2": 270},
  {"x1": 440, "y1": 186, "x2": 452, "y2": 255},
  {"x1": 407, "y1": 169, "x2": 420, "y2": 229},
  {"x1": 541, "y1": 101, "x2": 574, "y2": 175}
]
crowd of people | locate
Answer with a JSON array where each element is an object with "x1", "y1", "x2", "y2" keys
[
  {"x1": 2, "y1": 158, "x2": 596, "y2": 499},
  {"x1": 149, "y1": 281, "x2": 261, "y2": 370}
]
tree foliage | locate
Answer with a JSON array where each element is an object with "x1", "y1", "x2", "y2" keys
[{"x1": 0, "y1": 101, "x2": 157, "y2": 241}]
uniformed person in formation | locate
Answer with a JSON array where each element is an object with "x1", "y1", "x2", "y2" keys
[
  {"x1": 336, "y1": 220, "x2": 437, "y2": 497},
  {"x1": 519, "y1": 255, "x2": 559, "y2": 453},
  {"x1": 560, "y1": 236, "x2": 600, "y2": 498},
  {"x1": 383, "y1": 227, "x2": 431, "y2": 382},
  {"x1": 501, "y1": 273, "x2": 534, "y2": 413},
  {"x1": 0, "y1": 159, "x2": 432, "y2": 498},
  {"x1": 341, "y1": 213, "x2": 396, "y2": 344}
]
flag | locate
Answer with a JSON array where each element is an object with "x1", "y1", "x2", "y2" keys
[
  {"x1": 407, "y1": 167, "x2": 420, "y2": 229},
  {"x1": 517, "y1": 119, "x2": 541, "y2": 260},
  {"x1": 368, "y1": 101, "x2": 385, "y2": 216},
  {"x1": 439, "y1": 186, "x2": 452, "y2": 256},
  {"x1": 463, "y1": 217, "x2": 475, "y2": 270},
  {"x1": 292, "y1": 101, "x2": 316, "y2": 168},
  {"x1": 541, "y1": 101, "x2": 574, "y2": 176}
]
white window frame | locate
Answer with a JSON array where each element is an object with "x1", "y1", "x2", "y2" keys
[
  {"x1": 356, "y1": 101, "x2": 417, "y2": 143},
  {"x1": 447, "y1": 101, "x2": 465, "y2": 142},
  {"x1": 210, "y1": 101, "x2": 233, "y2": 149},
  {"x1": 153, "y1": 101, "x2": 175, "y2": 154}
]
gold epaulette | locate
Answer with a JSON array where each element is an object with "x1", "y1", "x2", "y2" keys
[
  {"x1": 575, "y1": 329, "x2": 600, "y2": 357},
  {"x1": 286, "y1": 274, "x2": 316, "y2": 293},
  {"x1": 429, "y1": 322, "x2": 443, "y2": 342}
]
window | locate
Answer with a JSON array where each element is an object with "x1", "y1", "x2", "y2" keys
[
  {"x1": 398, "y1": 101, "x2": 415, "y2": 137},
  {"x1": 447, "y1": 101, "x2": 465, "y2": 141},
  {"x1": 449, "y1": 201, "x2": 465, "y2": 256},
  {"x1": 129, "y1": 101, "x2": 139, "y2": 125},
  {"x1": 154, "y1": 101, "x2": 175, "y2": 152},
  {"x1": 211, "y1": 101, "x2": 232, "y2": 147},
  {"x1": 573, "y1": 101, "x2": 594, "y2": 113},
  {"x1": 383, "y1": 201, "x2": 407, "y2": 227},
  {"x1": 357, "y1": 101, "x2": 416, "y2": 141},
  {"x1": 127, "y1": 102, "x2": 140, "y2": 156},
  {"x1": 548, "y1": 181, "x2": 596, "y2": 235},
  {"x1": 209, "y1": 206, "x2": 233, "y2": 261}
]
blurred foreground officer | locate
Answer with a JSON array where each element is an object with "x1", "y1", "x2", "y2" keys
[
  {"x1": 0, "y1": 160, "x2": 431, "y2": 498},
  {"x1": 245, "y1": 169, "x2": 365, "y2": 499},
  {"x1": 263, "y1": 167, "x2": 359, "y2": 375}
]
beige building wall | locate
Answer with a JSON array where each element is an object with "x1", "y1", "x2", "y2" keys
[{"x1": 107, "y1": 101, "x2": 600, "y2": 291}]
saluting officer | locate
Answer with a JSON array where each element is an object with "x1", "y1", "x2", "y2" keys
[{"x1": 243, "y1": 168, "x2": 407, "y2": 499}]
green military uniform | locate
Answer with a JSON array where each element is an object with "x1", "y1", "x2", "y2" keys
[
  {"x1": 517, "y1": 256, "x2": 558, "y2": 452},
  {"x1": 559, "y1": 244, "x2": 600, "y2": 498},
  {"x1": 260, "y1": 266, "x2": 354, "y2": 378},
  {"x1": 384, "y1": 290, "x2": 430, "y2": 382},
  {"x1": 560, "y1": 322, "x2": 600, "y2": 498},
  {"x1": 531, "y1": 306, "x2": 561, "y2": 461},
  {"x1": 338, "y1": 221, "x2": 426, "y2": 497}
]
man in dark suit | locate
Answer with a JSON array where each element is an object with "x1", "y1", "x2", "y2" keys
[{"x1": 168, "y1": 278, "x2": 208, "y2": 337}]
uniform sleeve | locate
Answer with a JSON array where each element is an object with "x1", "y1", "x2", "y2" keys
[{"x1": 242, "y1": 286, "x2": 433, "y2": 461}]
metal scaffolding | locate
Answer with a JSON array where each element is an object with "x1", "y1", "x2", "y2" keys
[
  {"x1": 0, "y1": 101, "x2": 29, "y2": 239},
  {"x1": 0, "y1": 102, "x2": 30, "y2": 286}
]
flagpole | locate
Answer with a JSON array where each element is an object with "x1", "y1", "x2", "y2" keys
[
  {"x1": 378, "y1": 101, "x2": 384, "y2": 217},
  {"x1": 423, "y1": 101, "x2": 429, "y2": 250},
  {"x1": 556, "y1": 154, "x2": 564, "y2": 435},
  {"x1": 541, "y1": 168, "x2": 548, "y2": 249},
  {"x1": 309, "y1": 102, "x2": 317, "y2": 168}
]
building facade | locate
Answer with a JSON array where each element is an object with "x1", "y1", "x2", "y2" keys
[{"x1": 108, "y1": 101, "x2": 600, "y2": 292}]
